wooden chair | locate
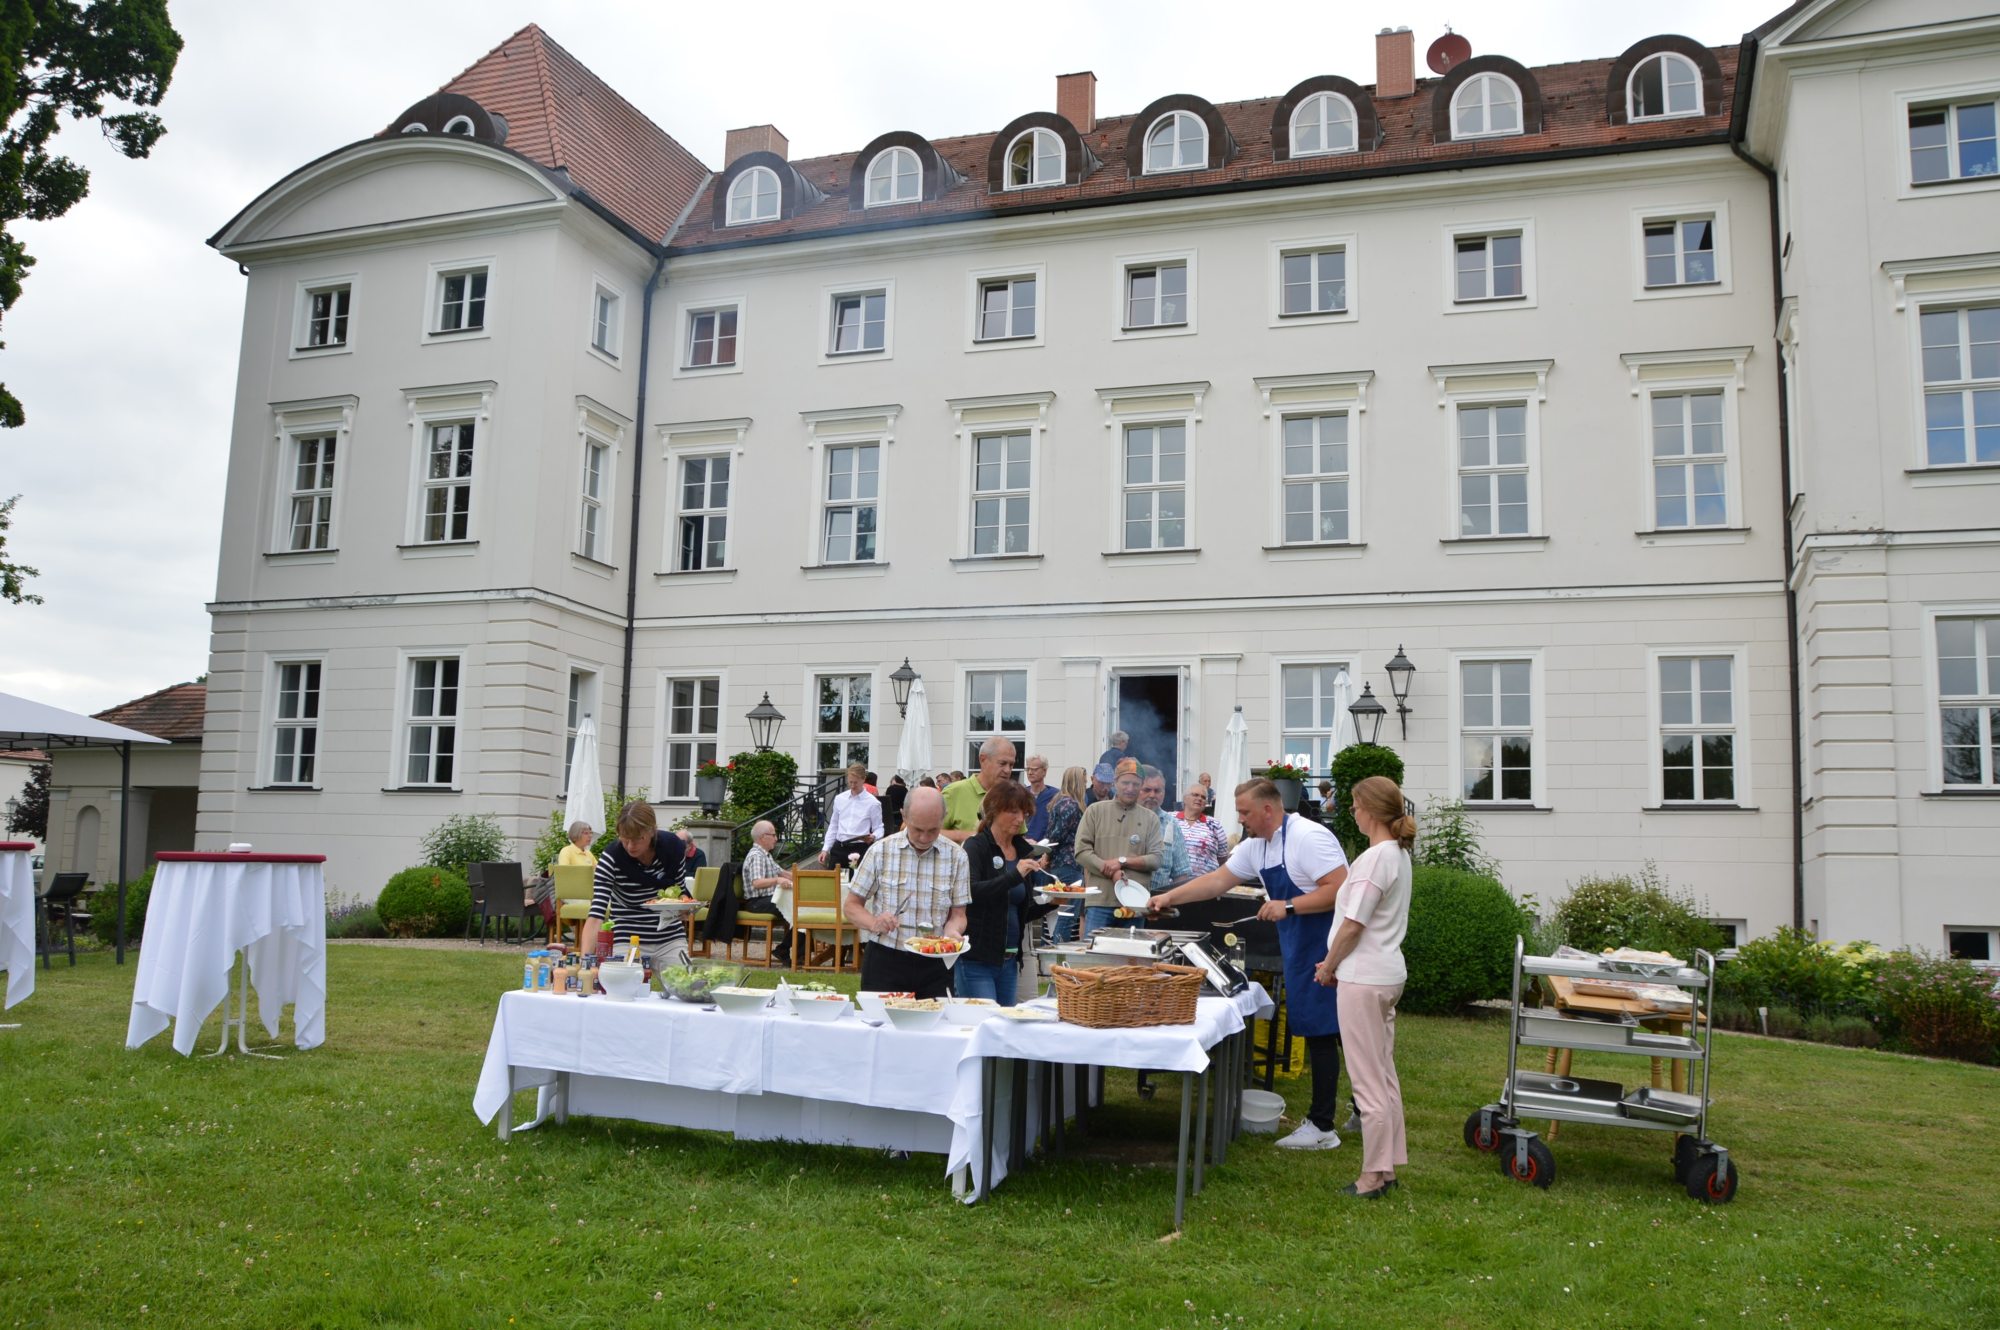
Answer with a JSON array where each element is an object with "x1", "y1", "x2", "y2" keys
[
  {"x1": 549, "y1": 864, "x2": 594, "y2": 950},
  {"x1": 731, "y1": 864, "x2": 786, "y2": 968},
  {"x1": 686, "y1": 866, "x2": 721, "y2": 958},
  {"x1": 790, "y1": 869, "x2": 856, "y2": 973}
]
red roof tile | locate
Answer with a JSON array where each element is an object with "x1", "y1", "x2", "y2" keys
[
  {"x1": 422, "y1": 25, "x2": 709, "y2": 245},
  {"x1": 94, "y1": 684, "x2": 206, "y2": 744},
  {"x1": 672, "y1": 47, "x2": 1740, "y2": 252}
]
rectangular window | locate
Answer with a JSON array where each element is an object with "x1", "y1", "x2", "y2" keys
[
  {"x1": 1947, "y1": 927, "x2": 1997, "y2": 964},
  {"x1": 1122, "y1": 423, "x2": 1188, "y2": 550},
  {"x1": 1652, "y1": 390, "x2": 1728, "y2": 527},
  {"x1": 662, "y1": 676, "x2": 720, "y2": 801},
  {"x1": 591, "y1": 287, "x2": 619, "y2": 356},
  {"x1": 302, "y1": 285, "x2": 350, "y2": 349},
  {"x1": 1282, "y1": 413, "x2": 1349, "y2": 544},
  {"x1": 821, "y1": 443, "x2": 879, "y2": 563},
  {"x1": 578, "y1": 440, "x2": 608, "y2": 561},
  {"x1": 970, "y1": 431, "x2": 1032, "y2": 556},
  {"x1": 1660, "y1": 656, "x2": 1737, "y2": 802},
  {"x1": 1643, "y1": 218, "x2": 1717, "y2": 288},
  {"x1": 976, "y1": 276, "x2": 1037, "y2": 341},
  {"x1": 435, "y1": 268, "x2": 488, "y2": 333},
  {"x1": 1125, "y1": 262, "x2": 1188, "y2": 328},
  {"x1": 1910, "y1": 100, "x2": 1999, "y2": 184},
  {"x1": 562, "y1": 669, "x2": 593, "y2": 793},
  {"x1": 685, "y1": 307, "x2": 738, "y2": 368},
  {"x1": 271, "y1": 661, "x2": 321, "y2": 786},
  {"x1": 829, "y1": 291, "x2": 887, "y2": 355},
  {"x1": 1919, "y1": 306, "x2": 2000, "y2": 466},
  {"x1": 1280, "y1": 248, "x2": 1346, "y2": 316},
  {"x1": 677, "y1": 455, "x2": 731, "y2": 571},
  {"x1": 964, "y1": 670, "x2": 1027, "y2": 771},
  {"x1": 287, "y1": 434, "x2": 337, "y2": 552},
  {"x1": 1456, "y1": 403, "x2": 1529, "y2": 537},
  {"x1": 1280, "y1": 663, "x2": 1353, "y2": 772},
  {"x1": 1454, "y1": 233, "x2": 1523, "y2": 302},
  {"x1": 1937, "y1": 616, "x2": 2000, "y2": 787},
  {"x1": 1462, "y1": 660, "x2": 1533, "y2": 802},
  {"x1": 405, "y1": 657, "x2": 459, "y2": 787},
  {"x1": 815, "y1": 674, "x2": 872, "y2": 773},
  {"x1": 420, "y1": 422, "x2": 475, "y2": 543}
]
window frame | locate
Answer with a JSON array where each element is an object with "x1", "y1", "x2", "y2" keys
[
  {"x1": 1913, "y1": 301, "x2": 2000, "y2": 471},
  {"x1": 820, "y1": 280, "x2": 895, "y2": 363},
  {"x1": 864, "y1": 146, "x2": 922, "y2": 207},
  {"x1": 1901, "y1": 85, "x2": 2000, "y2": 193},
  {"x1": 577, "y1": 433, "x2": 613, "y2": 565},
  {"x1": 422, "y1": 257, "x2": 495, "y2": 343},
  {"x1": 1268, "y1": 234, "x2": 1357, "y2": 326},
  {"x1": 1627, "y1": 52, "x2": 1704, "y2": 122},
  {"x1": 1004, "y1": 128, "x2": 1064, "y2": 189},
  {"x1": 1097, "y1": 384, "x2": 1206, "y2": 561},
  {"x1": 1631, "y1": 202, "x2": 1733, "y2": 299},
  {"x1": 397, "y1": 652, "x2": 464, "y2": 790},
  {"x1": 561, "y1": 666, "x2": 599, "y2": 796},
  {"x1": 971, "y1": 269, "x2": 1042, "y2": 347},
  {"x1": 725, "y1": 166, "x2": 781, "y2": 225},
  {"x1": 1254, "y1": 372, "x2": 1371, "y2": 558},
  {"x1": 399, "y1": 382, "x2": 495, "y2": 553},
  {"x1": 1272, "y1": 658, "x2": 1357, "y2": 773},
  {"x1": 1946, "y1": 926, "x2": 2000, "y2": 968},
  {"x1": 959, "y1": 664, "x2": 1033, "y2": 773},
  {"x1": 1620, "y1": 347, "x2": 1753, "y2": 539},
  {"x1": 1450, "y1": 73, "x2": 1524, "y2": 140},
  {"x1": 1118, "y1": 419, "x2": 1193, "y2": 554},
  {"x1": 674, "y1": 296, "x2": 746, "y2": 378},
  {"x1": 947, "y1": 391, "x2": 1052, "y2": 564},
  {"x1": 672, "y1": 450, "x2": 734, "y2": 574},
  {"x1": 658, "y1": 417, "x2": 749, "y2": 577},
  {"x1": 587, "y1": 276, "x2": 623, "y2": 363},
  {"x1": 290, "y1": 274, "x2": 357, "y2": 359},
  {"x1": 265, "y1": 657, "x2": 324, "y2": 790},
  {"x1": 1449, "y1": 651, "x2": 1545, "y2": 808},
  {"x1": 1645, "y1": 646, "x2": 1752, "y2": 807},
  {"x1": 1442, "y1": 219, "x2": 1537, "y2": 312},
  {"x1": 284, "y1": 431, "x2": 341, "y2": 555},
  {"x1": 1142, "y1": 111, "x2": 1208, "y2": 174},
  {"x1": 1923, "y1": 604, "x2": 2000, "y2": 792},
  {"x1": 654, "y1": 672, "x2": 725, "y2": 803},
  {"x1": 1113, "y1": 249, "x2": 1197, "y2": 341},
  {"x1": 1289, "y1": 91, "x2": 1358, "y2": 158},
  {"x1": 805, "y1": 668, "x2": 878, "y2": 776},
  {"x1": 800, "y1": 406, "x2": 899, "y2": 574},
  {"x1": 267, "y1": 396, "x2": 354, "y2": 559},
  {"x1": 1276, "y1": 410, "x2": 1356, "y2": 550}
]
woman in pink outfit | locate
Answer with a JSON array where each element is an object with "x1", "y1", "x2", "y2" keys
[{"x1": 1315, "y1": 775, "x2": 1414, "y2": 1198}]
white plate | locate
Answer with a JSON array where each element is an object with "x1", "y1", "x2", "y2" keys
[
  {"x1": 998, "y1": 1006, "x2": 1057, "y2": 1023},
  {"x1": 1114, "y1": 880, "x2": 1151, "y2": 912},
  {"x1": 901, "y1": 936, "x2": 969, "y2": 969}
]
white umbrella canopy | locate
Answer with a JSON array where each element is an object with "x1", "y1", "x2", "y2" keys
[
  {"x1": 562, "y1": 714, "x2": 605, "y2": 840},
  {"x1": 1215, "y1": 706, "x2": 1250, "y2": 839},
  {"x1": 896, "y1": 678, "x2": 932, "y2": 779},
  {"x1": 1326, "y1": 669, "x2": 1359, "y2": 772}
]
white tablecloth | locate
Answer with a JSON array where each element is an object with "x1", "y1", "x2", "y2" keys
[
  {"x1": 0, "y1": 846, "x2": 34, "y2": 1009},
  {"x1": 126, "y1": 857, "x2": 328, "y2": 1055}
]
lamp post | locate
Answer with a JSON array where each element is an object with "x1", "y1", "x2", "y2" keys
[
  {"x1": 746, "y1": 692, "x2": 786, "y2": 753},
  {"x1": 1348, "y1": 684, "x2": 1388, "y2": 747},
  {"x1": 889, "y1": 658, "x2": 920, "y2": 718},
  {"x1": 1384, "y1": 644, "x2": 1416, "y2": 739}
]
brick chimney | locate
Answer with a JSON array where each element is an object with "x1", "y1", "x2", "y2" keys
[
  {"x1": 724, "y1": 124, "x2": 788, "y2": 165},
  {"x1": 1375, "y1": 27, "x2": 1414, "y2": 99},
  {"x1": 1057, "y1": 71, "x2": 1096, "y2": 133}
]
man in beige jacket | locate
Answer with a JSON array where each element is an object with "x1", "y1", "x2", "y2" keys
[{"x1": 1072, "y1": 758, "x2": 1163, "y2": 939}]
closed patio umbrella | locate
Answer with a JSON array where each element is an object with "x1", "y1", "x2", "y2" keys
[
  {"x1": 895, "y1": 678, "x2": 931, "y2": 780},
  {"x1": 562, "y1": 715, "x2": 604, "y2": 840},
  {"x1": 1215, "y1": 706, "x2": 1250, "y2": 840},
  {"x1": 1326, "y1": 668, "x2": 1359, "y2": 772}
]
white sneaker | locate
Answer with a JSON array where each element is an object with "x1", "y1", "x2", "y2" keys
[{"x1": 1275, "y1": 1120, "x2": 1341, "y2": 1150}]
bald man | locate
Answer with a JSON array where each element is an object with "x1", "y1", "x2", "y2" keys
[
  {"x1": 843, "y1": 786, "x2": 971, "y2": 999},
  {"x1": 942, "y1": 736, "x2": 1017, "y2": 845}
]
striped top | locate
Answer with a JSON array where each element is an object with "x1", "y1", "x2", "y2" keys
[{"x1": 587, "y1": 832, "x2": 688, "y2": 948}]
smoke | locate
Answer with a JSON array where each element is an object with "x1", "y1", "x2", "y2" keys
[{"x1": 1115, "y1": 688, "x2": 1180, "y2": 807}]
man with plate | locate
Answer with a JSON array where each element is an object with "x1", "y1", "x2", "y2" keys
[{"x1": 842, "y1": 787, "x2": 971, "y2": 999}]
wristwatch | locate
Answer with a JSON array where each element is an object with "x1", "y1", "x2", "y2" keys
[
  {"x1": 1285, "y1": 901, "x2": 1297, "y2": 918},
  {"x1": 1116, "y1": 855, "x2": 1126, "y2": 868}
]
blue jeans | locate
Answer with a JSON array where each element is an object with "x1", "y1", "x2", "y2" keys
[
  {"x1": 953, "y1": 958, "x2": 1018, "y2": 1006},
  {"x1": 1048, "y1": 905, "x2": 1077, "y2": 944},
  {"x1": 1083, "y1": 905, "x2": 1124, "y2": 939}
]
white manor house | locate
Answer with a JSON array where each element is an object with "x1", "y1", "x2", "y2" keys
[{"x1": 194, "y1": 0, "x2": 2000, "y2": 958}]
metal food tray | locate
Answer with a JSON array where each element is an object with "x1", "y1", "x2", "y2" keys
[
  {"x1": 1521, "y1": 953, "x2": 1707, "y2": 987},
  {"x1": 1622, "y1": 1086, "x2": 1703, "y2": 1124},
  {"x1": 1516, "y1": 1007, "x2": 1706, "y2": 1059}
]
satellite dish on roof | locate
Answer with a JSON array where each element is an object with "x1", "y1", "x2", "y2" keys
[{"x1": 1427, "y1": 29, "x2": 1472, "y2": 75}]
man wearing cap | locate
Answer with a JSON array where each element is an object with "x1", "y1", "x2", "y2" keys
[
  {"x1": 1072, "y1": 758, "x2": 1163, "y2": 938},
  {"x1": 1085, "y1": 761, "x2": 1114, "y2": 806}
]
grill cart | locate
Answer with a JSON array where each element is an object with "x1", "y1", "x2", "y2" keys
[{"x1": 1463, "y1": 937, "x2": 1739, "y2": 1203}]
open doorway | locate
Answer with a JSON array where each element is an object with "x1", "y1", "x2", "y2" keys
[{"x1": 1110, "y1": 672, "x2": 1181, "y2": 807}]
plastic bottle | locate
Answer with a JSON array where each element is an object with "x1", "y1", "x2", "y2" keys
[
  {"x1": 535, "y1": 950, "x2": 554, "y2": 991},
  {"x1": 522, "y1": 950, "x2": 539, "y2": 991}
]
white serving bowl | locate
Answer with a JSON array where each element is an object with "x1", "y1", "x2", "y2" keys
[
  {"x1": 598, "y1": 961, "x2": 647, "y2": 1002},
  {"x1": 711, "y1": 986, "x2": 771, "y2": 1016},
  {"x1": 854, "y1": 991, "x2": 888, "y2": 1019},
  {"x1": 882, "y1": 1004, "x2": 943, "y2": 1032},
  {"x1": 792, "y1": 995, "x2": 851, "y2": 1023},
  {"x1": 940, "y1": 998, "x2": 1001, "y2": 1027}
]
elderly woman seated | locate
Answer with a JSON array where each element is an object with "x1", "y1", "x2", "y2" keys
[{"x1": 530, "y1": 821, "x2": 599, "y2": 923}]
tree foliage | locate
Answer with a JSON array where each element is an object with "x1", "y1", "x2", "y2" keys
[
  {"x1": 0, "y1": 493, "x2": 39, "y2": 603},
  {"x1": 1326, "y1": 742, "x2": 1403, "y2": 860},
  {"x1": 5, "y1": 756, "x2": 47, "y2": 835}
]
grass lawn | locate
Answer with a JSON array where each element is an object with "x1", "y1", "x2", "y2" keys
[{"x1": 2, "y1": 945, "x2": 1995, "y2": 1330}]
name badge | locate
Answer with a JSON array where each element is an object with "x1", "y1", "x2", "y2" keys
[
  {"x1": 992, "y1": 855, "x2": 1005, "y2": 869},
  {"x1": 1128, "y1": 833, "x2": 1140, "y2": 844}
]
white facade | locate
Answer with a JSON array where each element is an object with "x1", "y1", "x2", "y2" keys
[{"x1": 192, "y1": 5, "x2": 1996, "y2": 954}]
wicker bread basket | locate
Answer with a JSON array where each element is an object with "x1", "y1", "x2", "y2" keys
[{"x1": 1049, "y1": 962, "x2": 1205, "y2": 1028}]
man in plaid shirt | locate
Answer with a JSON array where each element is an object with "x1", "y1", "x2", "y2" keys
[{"x1": 843, "y1": 786, "x2": 969, "y2": 998}]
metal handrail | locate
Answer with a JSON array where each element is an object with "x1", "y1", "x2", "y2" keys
[{"x1": 726, "y1": 771, "x2": 845, "y2": 864}]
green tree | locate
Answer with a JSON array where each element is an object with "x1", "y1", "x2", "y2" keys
[
  {"x1": 6, "y1": 757, "x2": 47, "y2": 836},
  {"x1": 0, "y1": 493, "x2": 38, "y2": 603}
]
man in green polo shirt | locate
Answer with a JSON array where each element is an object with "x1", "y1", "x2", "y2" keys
[{"x1": 942, "y1": 736, "x2": 1017, "y2": 844}]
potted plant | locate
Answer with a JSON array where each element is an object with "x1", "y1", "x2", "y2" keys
[
  {"x1": 1259, "y1": 761, "x2": 1310, "y2": 812},
  {"x1": 694, "y1": 759, "x2": 733, "y2": 815}
]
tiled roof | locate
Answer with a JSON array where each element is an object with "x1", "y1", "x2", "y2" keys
[
  {"x1": 94, "y1": 684, "x2": 206, "y2": 744},
  {"x1": 423, "y1": 24, "x2": 709, "y2": 245},
  {"x1": 672, "y1": 47, "x2": 1739, "y2": 252}
]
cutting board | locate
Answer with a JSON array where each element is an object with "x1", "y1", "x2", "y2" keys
[{"x1": 1542, "y1": 975, "x2": 1689, "y2": 1022}]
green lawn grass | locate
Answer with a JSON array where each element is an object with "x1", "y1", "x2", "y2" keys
[{"x1": 2, "y1": 946, "x2": 1995, "y2": 1329}]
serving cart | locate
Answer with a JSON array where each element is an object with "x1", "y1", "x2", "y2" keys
[{"x1": 1463, "y1": 937, "x2": 1739, "y2": 1203}]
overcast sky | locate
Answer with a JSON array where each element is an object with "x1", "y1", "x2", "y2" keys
[{"x1": 0, "y1": 0, "x2": 1776, "y2": 716}]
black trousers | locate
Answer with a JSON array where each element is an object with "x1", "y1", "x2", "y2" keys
[
  {"x1": 1305, "y1": 1033, "x2": 1346, "y2": 1130},
  {"x1": 825, "y1": 837, "x2": 875, "y2": 870},
  {"x1": 858, "y1": 941, "x2": 953, "y2": 999},
  {"x1": 745, "y1": 897, "x2": 791, "y2": 963}
]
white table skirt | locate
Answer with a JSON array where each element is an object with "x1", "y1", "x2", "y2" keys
[
  {"x1": 125, "y1": 858, "x2": 328, "y2": 1055},
  {"x1": 0, "y1": 847, "x2": 34, "y2": 1009}
]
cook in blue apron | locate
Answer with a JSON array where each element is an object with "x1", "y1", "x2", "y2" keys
[{"x1": 1257, "y1": 818, "x2": 1351, "y2": 1146}]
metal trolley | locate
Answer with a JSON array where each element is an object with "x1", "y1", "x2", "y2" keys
[{"x1": 1463, "y1": 937, "x2": 1740, "y2": 1203}]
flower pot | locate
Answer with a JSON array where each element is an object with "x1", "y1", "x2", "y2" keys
[
  {"x1": 694, "y1": 774, "x2": 727, "y2": 813},
  {"x1": 1271, "y1": 778, "x2": 1303, "y2": 812}
]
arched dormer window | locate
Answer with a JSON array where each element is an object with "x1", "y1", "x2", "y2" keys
[
  {"x1": 1628, "y1": 52, "x2": 1702, "y2": 120},
  {"x1": 1144, "y1": 111, "x2": 1208, "y2": 173},
  {"x1": 442, "y1": 115, "x2": 475, "y2": 137},
  {"x1": 727, "y1": 166, "x2": 780, "y2": 225},
  {"x1": 1452, "y1": 73, "x2": 1521, "y2": 139},
  {"x1": 400, "y1": 122, "x2": 428, "y2": 134},
  {"x1": 865, "y1": 146, "x2": 922, "y2": 206},
  {"x1": 1290, "y1": 92, "x2": 1356, "y2": 157},
  {"x1": 1006, "y1": 128, "x2": 1064, "y2": 188}
]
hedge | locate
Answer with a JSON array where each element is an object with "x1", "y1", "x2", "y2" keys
[
  {"x1": 376, "y1": 865, "x2": 470, "y2": 938},
  {"x1": 1401, "y1": 865, "x2": 1531, "y2": 1015}
]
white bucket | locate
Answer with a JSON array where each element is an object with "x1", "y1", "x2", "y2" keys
[{"x1": 1239, "y1": 1089, "x2": 1285, "y2": 1134}]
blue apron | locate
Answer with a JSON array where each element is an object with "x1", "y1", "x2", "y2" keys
[{"x1": 1260, "y1": 818, "x2": 1340, "y2": 1038}]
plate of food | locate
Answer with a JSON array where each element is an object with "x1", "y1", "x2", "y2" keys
[
  {"x1": 1039, "y1": 882, "x2": 1088, "y2": 898},
  {"x1": 940, "y1": 996, "x2": 1001, "y2": 1026},
  {"x1": 646, "y1": 895, "x2": 699, "y2": 916},
  {"x1": 997, "y1": 1005, "x2": 1057, "y2": 1023},
  {"x1": 903, "y1": 934, "x2": 970, "y2": 968}
]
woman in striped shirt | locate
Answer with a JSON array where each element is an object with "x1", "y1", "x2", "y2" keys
[{"x1": 581, "y1": 800, "x2": 691, "y2": 971}]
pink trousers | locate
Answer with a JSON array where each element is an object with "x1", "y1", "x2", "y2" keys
[{"x1": 1336, "y1": 980, "x2": 1408, "y2": 1174}]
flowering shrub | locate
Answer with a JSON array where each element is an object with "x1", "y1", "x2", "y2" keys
[
  {"x1": 1553, "y1": 865, "x2": 1727, "y2": 961},
  {"x1": 1717, "y1": 928, "x2": 1881, "y2": 1019},
  {"x1": 695, "y1": 759, "x2": 734, "y2": 781},
  {"x1": 1261, "y1": 761, "x2": 1310, "y2": 782},
  {"x1": 1872, "y1": 951, "x2": 2000, "y2": 1063}
]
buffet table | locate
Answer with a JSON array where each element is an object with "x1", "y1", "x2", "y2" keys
[
  {"x1": 0, "y1": 841, "x2": 34, "y2": 1009},
  {"x1": 472, "y1": 983, "x2": 1271, "y2": 1228},
  {"x1": 126, "y1": 851, "x2": 328, "y2": 1056}
]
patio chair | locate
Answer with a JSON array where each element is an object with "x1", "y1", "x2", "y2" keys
[
  {"x1": 466, "y1": 862, "x2": 530, "y2": 944},
  {"x1": 730, "y1": 865, "x2": 786, "y2": 968},
  {"x1": 686, "y1": 866, "x2": 721, "y2": 958},
  {"x1": 790, "y1": 869, "x2": 856, "y2": 974},
  {"x1": 37, "y1": 872, "x2": 92, "y2": 969},
  {"x1": 549, "y1": 865, "x2": 594, "y2": 950}
]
